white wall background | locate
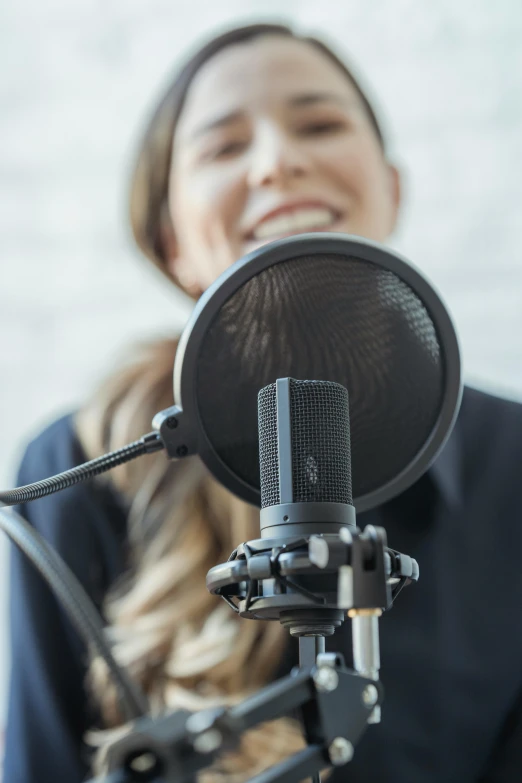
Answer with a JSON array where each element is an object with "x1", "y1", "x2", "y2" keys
[{"x1": 1, "y1": 0, "x2": 521, "y2": 726}]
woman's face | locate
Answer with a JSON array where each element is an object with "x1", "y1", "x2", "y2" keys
[{"x1": 167, "y1": 35, "x2": 400, "y2": 294}]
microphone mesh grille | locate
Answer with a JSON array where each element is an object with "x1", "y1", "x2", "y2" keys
[
  {"x1": 258, "y1": 379, "x2": 352, "y2": 508},
  {"x1": 258, "y1": 382, "x2": 279, "y2": 508},
  {"x1": 291, "y1": 380, "x2": 352, "y2": 505}
]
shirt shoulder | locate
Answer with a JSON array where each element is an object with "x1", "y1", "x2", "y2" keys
[
  {"x1": 15, "y1": 412, "x2": 128, "y2": 597},
  {"x1": 459, "y1": 385, "x2": 522, "y2": 444},
  {"x1": 18, "y1": 412, "x2": 89, "y2": 482}
]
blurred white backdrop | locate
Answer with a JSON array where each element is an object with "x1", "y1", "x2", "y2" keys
[{"x1": 1, "y1": 0, "x2": 521, "y2": 724}]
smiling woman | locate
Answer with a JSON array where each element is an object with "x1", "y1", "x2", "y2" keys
[
  {"x1": 6, "y1": 20, "x2": 522, "y2": 783},
  {"x1": 129, "y1": 25, "x2": 395, "y2": 299}
]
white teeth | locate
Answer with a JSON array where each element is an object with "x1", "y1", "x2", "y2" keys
[{"x1": 252, "y1": 208, "x2": 336, "y2": 240}]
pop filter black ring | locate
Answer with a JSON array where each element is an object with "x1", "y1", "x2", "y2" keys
[{"x1": 173, "y1": 233, "x2": 462, "y2": 512}]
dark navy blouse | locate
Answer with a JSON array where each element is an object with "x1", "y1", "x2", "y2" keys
[{"x1": 5, "y1": 386, "x2": 522, "y2": 783}]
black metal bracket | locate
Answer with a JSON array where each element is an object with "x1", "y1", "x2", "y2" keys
[
  {"x1": 209, "y1": 526, "x2": 418, "y2": 619},
  {"x1": 151, "y1": 406, "x2": 197, "y2": 459},
  {"x1": 93, "y1": 660, "x2": 382, "y2": 783}
]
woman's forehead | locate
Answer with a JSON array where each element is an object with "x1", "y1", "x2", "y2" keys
[{"x1": 175, "y1": 36, "x2": 360, "y2": 141}]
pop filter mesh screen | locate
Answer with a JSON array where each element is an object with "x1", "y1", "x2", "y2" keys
[{"x1": 195, "y1": 254, "x2": 444, "y2": 501}]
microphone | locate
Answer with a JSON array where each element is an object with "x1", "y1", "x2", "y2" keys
[
  {"x1": 258, "y1": 377, "x2": 356, "y2": 539},
  {"x1": 258, "y1": 378, "x2": 382, "y2": 713},
  {"x1": 258, "y1": 378, "x2": 357, "y2": 648},
  {"x1": 262, "y1": 377, "x2": 391, "y2": 728},
  {"x1": 257, "y1": 377, "x2": 357, "y2": 639},
  {"x1": 207, "y1": 374, "x2": 418, "y2": 634},
  {"x1": 207, "y1": 373, "x2": 419, "y2": 727}
]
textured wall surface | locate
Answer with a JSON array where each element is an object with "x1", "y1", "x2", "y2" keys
[{"x1": 1, "y1": 0, "x2": 521, "y2": 726}]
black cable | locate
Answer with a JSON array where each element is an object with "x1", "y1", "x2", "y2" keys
[
  {"x1": 0, "y1": 432, "x2": 164, "y2": 506},
  {"x1": 0, "y1": 506, "x2": 149, "y2": 720}
]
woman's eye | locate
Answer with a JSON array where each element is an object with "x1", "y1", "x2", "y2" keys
[
  {"x1": 298, "y1": 120, "x2": 346, "y2": 136},
  {"x1": 206, "y1": 140, "x2": 247, "y2": 161}
]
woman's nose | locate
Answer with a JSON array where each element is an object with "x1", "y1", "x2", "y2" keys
[{"x1": 246, "y1": 126, "x2": 309, "y2": 189}]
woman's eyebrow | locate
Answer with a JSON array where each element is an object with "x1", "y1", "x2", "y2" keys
[
  {"x1": 286, "y1": 91, "x2": 356, "y2": 108},
  {"x1": 192, "y1": 110, "x2": 244, "y2": 139}
]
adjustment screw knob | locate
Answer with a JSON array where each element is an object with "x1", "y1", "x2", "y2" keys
[
  {"x1": 193, "y1": 729, "x2": 223, "y2": 755},
  {"x1": 128, "y1": 751, "x2": 158, "y2": 773},
  {"x1": 328, "y1": 737, "x2": 354, "y2": 766},
  {"x1": 313, "y1": 666, "x2": 339, "y2": 692},
  {"x1": 362, "y1": 684, "x2": 379, "y2": 707}
]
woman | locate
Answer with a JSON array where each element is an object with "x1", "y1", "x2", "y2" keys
[{"x1": 6, "y1": 22, "x2": 522, "y2": 783}]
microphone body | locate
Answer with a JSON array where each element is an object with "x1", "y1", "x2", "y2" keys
[
  {"x1": 256, "y1": 378, "x2": 356, "y2": 637},
  {"x1": 258, "y1": 378, "x2": 356, "y2": 539}
]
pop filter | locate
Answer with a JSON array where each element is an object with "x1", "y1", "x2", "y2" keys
[{"x1": 163, "y1": 233, "x2": 461, "y2": 512}]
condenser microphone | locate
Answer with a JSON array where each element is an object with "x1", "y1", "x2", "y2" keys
[
  {"x1": 258, "y1": 378, "x2": 356, "y2": 539},
  {"x1": 252, "y1": 377, "x2": 357, "y2": 639},
  {"x1": 207, "y1": 372, "x2": 417, "y2": 650},
  {"x1": 258, "y1": 377, "x2": 382, "y2": 707}
]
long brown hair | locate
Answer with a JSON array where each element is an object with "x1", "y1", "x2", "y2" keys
[
  {"x1": 79, "y1": 22, "x2": 386, "y2": 780},
  {"x1": 77, "y1": 338, "x2": 303, "y2": 780}
]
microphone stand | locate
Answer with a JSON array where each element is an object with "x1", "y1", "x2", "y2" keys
[{"x1": 89, "y1": 526, "x2": 418, "y2": 783}]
